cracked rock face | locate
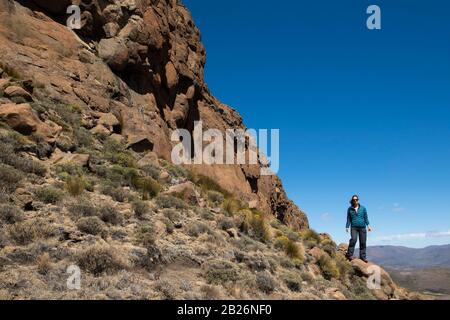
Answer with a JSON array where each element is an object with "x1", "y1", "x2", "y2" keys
[{"x1": 0, "y1": 0, "x2": 308, "y2": 230}]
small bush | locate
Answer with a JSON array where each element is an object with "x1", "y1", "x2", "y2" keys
[
  {"x1": 132, "y1": 200, "x2": 149, "y2": 218},
  {"x1": 301, "y1": 229, "x2": 322, "y2": 247},
  {"x1": 77, "y1": 245, "x2": 126, "y2": 276},
  {"x1": 67, "y1": 201, "x2": 97, "y2": 217},
  {"x1": 141, "y1": 164, "x2": 161, "y2": 180},
  {"x1": 165, "y1": 164, "x2": 188, "y2": 179},
  {"x1": 335, "y1": 254, "x2": 353, "y2": 280},
  {"x1": 134, "y1": 177, "x2": 161, "y2": 199},
  {"x1": 200, "y1": 285, "x2": 222, "y2": 300},
  {"x1": 36, "y1": 253, "x2": 52, "y2": 275},
  {"x1": 203, "y1": 259, "x2": 239, "y2": 285},
  {"x1": 160, "y1": 217, "x2": 175, "y2": 234},
  {"x1": 155, "y1": 194, "x2": 187, "y2": 209},
  {"x1": 35, "y1": 186, "x2": 64, "y2": 204},
  {"x1": 218, "y1": 217, "x2": 235, "y2": 231},
  {"x1": 74, "y1": 127, "x2": 93, "y2": 148},
  {"x1": 136, "y1": 224, "x2": 156, "y2": 248},
  {"x1": 188, "y1": 172, "x2": 231, "y2": 196},
  {"x1": 0, "y1": 164, "x2": 24, "y2": 192},
  {"x1": 281, "y1": 271, "x2": 302, "y2": 292},
  {"x1": 317, "y1": 254, "x2": 340, "y2": 280},
  {"x1": 154, "y1": 279, "x2": 177, "y2": 300},
  {"x1": 274, "y1": 236, "x2": 305, "y2": 262},
  {"x1": 0, "y1": 204, "x2": 24, "y2": 224},
  {"x1": 242, "y1": 212, "x2": 271, "y2": 243},
  {"x1": 77, "y1": 216, "x2": 105, "y2": 236},
  {"x1": 99, "y1": 204, "x2": 123, "y2": 225},
  {"x1": 222, "y1": 198, "x2": 246, "y2": 216},
  {"x1": 350, "y1": 276, "x2": 376, "y2": 300},
  {"x1": 207, "y1": 190, "x2": 224, "y2": 206},
  {"x1": 101, "y1": 184, "x2": 129, "y2": 202},
  {"x1": 256, "y1": 271, "x2": 277, "y2": 294},
  {"x1": 66, "y1": 176, "x2": 85, "y2": 196},
  {"x1": 55, "y1": 163, "x2": 85, "y2": 177},
  {"x1": 8, "y1": 219, "x2": 54, "y2": 245},
  {"x1": 194, "y1": 207, "x2": 215, "y2": 220},
  {"x1": 0, "y1": 141, "x2": 47, "y2": 176},
  {"x1": 300, "y1": 271, "x2": 314, "y2": 283},
  {"x1": 186, "y1": 221, "x2": 213, "y2": 237},
  {"x1": 163, "y1": 208, "x2": 181, "y2": 223}
]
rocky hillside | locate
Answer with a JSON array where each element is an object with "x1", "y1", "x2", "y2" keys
[{"x1": 0, "y1": 0, "x2": 423, "y2": 300}]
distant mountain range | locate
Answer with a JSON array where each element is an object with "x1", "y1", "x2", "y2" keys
[
  {"x1": 362, "y1": 245, "x2": 450, "y2": 269},
  {"x1": 358, "y1": 245, "x2": 450, "y2": 298}
]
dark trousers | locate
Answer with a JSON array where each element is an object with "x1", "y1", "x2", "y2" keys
[{"x1": 347, "y1": 227, "x2": 367, "y2": 259}]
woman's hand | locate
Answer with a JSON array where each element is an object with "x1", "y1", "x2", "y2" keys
[{"x1": 368, "y1": 226, "x2": 373, "y2": 232}]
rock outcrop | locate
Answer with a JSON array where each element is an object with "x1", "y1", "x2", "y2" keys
[{"x1": 0, "y1": 0, "x2": 308, "y2": 230}]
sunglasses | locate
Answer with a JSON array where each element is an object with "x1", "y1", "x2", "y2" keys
[{"x1": 352, "y1": 199, "x2": 359, "y2": 202}]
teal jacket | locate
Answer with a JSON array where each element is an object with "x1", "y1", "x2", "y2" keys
[{"x1": 346, "y1": 205, "x2": 370, "y2": 228}]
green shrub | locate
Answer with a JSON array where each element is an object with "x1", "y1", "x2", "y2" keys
[
  {"x1": 132, "y1": 200, "x2": 149, "y2": 219},
  {"x1": 301, "y1": 229, "x2": 322, "y2": 247},
  {"x1": 188, "y1": 172, "x2": 231, "y2": 197},
  {"x1": 281, "y1": 271, "x2": 303, "y2": 292},
  {"x1": 222, "y1": 198, "x2": 246, "y2": 216},
  {"x1": 162, "y1": 208, "x2": 181, "y2": 223},
  {"x1": 165, "y1": 164, "x2": 188, "y2": 178},
  {"x1": 99, "y1": 204, "x2": 123, "y2": 225},
  {"x1": 0, "y1": 164, "x2": 24, "y2": 192},
  {"x1": 55, "y1": 163, "x2": 85, "y2": 177},
  {"x1": 160, "y1": 217, "x2": 175, "y2": 234},
  {"x1": 101, "y1": 184, "x2": 129, "y2": 202},
  {"x1": 0, "y1": 140, "x2": 46, "y2": 176},
  {"x1": 141, "y1": 164, "x2": 161, "y2": 180},
  {"x1": 207, "y1": 190, "x2": 224, "y2": 206},
  {"x1": 67, "y1": 201, "x2": 97, "y2": 217},
  {"x1": 74, "y1": 127, "x2": 93, "y2": 148},
  {"x1": 203, "y1": 259, "x2": 239, "y2": 285},
  {"x1": 317, "y1": 254, "x2": 340, "y2": 280},
  {"x1": 335, "y1": 254, "x2": 353, "y2": 280},
  {"x1": 155, "y1": 194, "x2": 187, "y2": 209},
  {"x1": 154, "y1": 279, "x2": 177, "y2": 300},
  {"x1": 186, "y1": 221, "x2": 213, "y2": 237},
  {"x1": 136, "y1": 224, "x2": 156, "y2": 248},
  {"x1": 0, "y1": 204, "x2": 24, "y2": 224},
  {"x1": 256, "y1": 271, "x2": 277, "y2": 294},
  {"x1": 36, "y1": 253, "x2": 52, "y2": 275},
  {"x1": 218, "y1": 217, "x2": 235, "y2": 231},
  {"x1": 134, "y1": 177, "x2": 161, "y2": 199},
  {"x1": 8, "y1": 219, "x2": 54, "y2": 245},
  {"x1": 275, "y1": 236, "x2": 305, "y2": 262},
  {"x1": 194, "y1": 207, "x2": 215, "y2": 220},
  {"x1": 76, "y1": 216, "x2": 105, "y2": 236},
  {"x1": 66, "y1": 176, "x2": 85, "y2": 196},
  {"x1": 241, "y1": 212, "x2": 271, "y2": 243},
  {"x1": 77, "y1": 245, "x2": 126, "y2": 276},
  {"x1": 35, "y1": 186, "x2": 64, "y2": 204}
]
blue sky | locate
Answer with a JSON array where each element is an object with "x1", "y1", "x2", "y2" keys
[{"x1": 183, "y1": 0, "x2": 450, "y2": 248}]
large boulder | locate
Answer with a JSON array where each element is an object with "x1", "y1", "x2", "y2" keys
[
  {"x1": 3, "y1": 86, "x2": 33, "y2": 102},
  {"x1": 163, "y1": 181, "x2": 201, "y2": 206},
  {"x1": 0, "y1": 103, "x2": 61, "y2": 142},
  {"x1": 351, "y1": 259, "x2": 398, "y2": 300},
  {"x1": 98, "y1": 37, "x2": 129, "y2": 72}
]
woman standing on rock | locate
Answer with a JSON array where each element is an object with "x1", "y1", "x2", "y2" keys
[{"x1": 345, "y1": 195, "x2": 372, "y2": 263}]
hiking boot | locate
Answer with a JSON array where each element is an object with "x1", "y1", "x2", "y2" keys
[
  {"x1": 361, "y1": 258, "x2": 369, "y2": 263},
  {"x1": 346, "y1": 256, "x2": 355, "y2": 261}
]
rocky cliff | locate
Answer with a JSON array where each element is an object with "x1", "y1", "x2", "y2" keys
[
  {"x1": 0, "y1": 0, "x2": 308, "y2": 231},
  {"x1": 0, "y1": 0, "x2": 424, "y2": 300}
]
